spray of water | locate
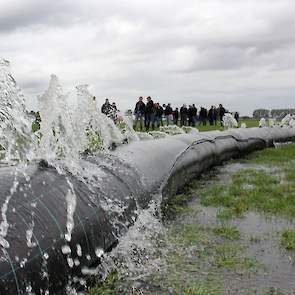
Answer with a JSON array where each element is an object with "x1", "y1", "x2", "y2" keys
[
  {"x1": 0, "y1": 59, "x2": 36, "y2": 162},
  {"x1": 159, "y1": 125, "x2": 185, "y2": 135},
  {"x1": 222, "y1": 113, "x2": 238, "y2": 129},
  {"x1": 38, "y1": 75, "x2": 79, "y2": 161},
  {"x1": 259, "y1": 118, "x2": 267, "y2": 128}
]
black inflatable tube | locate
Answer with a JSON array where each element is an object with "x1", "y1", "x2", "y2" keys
[{"x1": 0, "y1": 127, "x2": 294, "y2": 294}]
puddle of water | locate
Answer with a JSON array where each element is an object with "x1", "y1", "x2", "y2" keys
[{"x1": 90, "y1": 161, "x2": 295, "y2": 294}]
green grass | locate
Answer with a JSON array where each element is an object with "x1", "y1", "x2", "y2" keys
[
  {"x1": 245, "y1": 144, "x2": 295, "y2": 165},
  {"x1": 168, "y1": 223, "x2": 256, "y2": 270},
  {"x1": 199, "y1": 164, "x2": 295, "y2": 218},
  {"x1": 214, "y1": 244, "x2": 255, "y2": 269},
  {"x1": 162, "y1": 193, "x2": 194, "y2": 219},
  {"x1": 87, "y1": 272, "x2": 119, "y2": 295},
  {"x1": 281, "y1": 229, "x2": 295, "y2": 250},
  {"x1": 134, "y1": 118, "x2": 259, "y2": 133},
  {"x1": 182, "y1": 280, "x2": 222, "y2": 295},
  {"x1": 213, "y1": 225, "x2": 241, "y2": 240}
]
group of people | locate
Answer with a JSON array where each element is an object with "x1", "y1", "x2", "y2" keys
[
  {"x1": 133, "y1": 96, "x2": 237, "y2": 131},
  {"x1": 100, "y1": 98, "x2": 119, "y2": 121},
  {"x1": 99, "y1": 96, "x2": 240, "y2": 131}
]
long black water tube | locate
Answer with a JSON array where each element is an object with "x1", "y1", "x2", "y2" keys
[{"x1": 0, "y1": 127, "x2": 295, "y2": 294}]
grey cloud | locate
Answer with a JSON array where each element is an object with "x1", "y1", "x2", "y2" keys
[{"x1": 1, "y1": 0, "x2": 295, "y2": 115}]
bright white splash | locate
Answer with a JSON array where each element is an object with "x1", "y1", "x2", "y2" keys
[
  {"x1": 268, "y1": 118, "x2": 276, "y2": 127},
  {"x1": 117, "y1": 114, "x2": 140, "y2": 143},
  {"x1": 159, "y1": 125, "x2": 185, "y2": 135},
  {"x1": 148, "y1": 131, "x2": 168, "y2": 139},
  {"x1": 38, "y1": 75, "x2": 78, "y2": 161},
  {"x1": 136, "y1": 132, "x2": 153, "y2": 141},
  {"x1": 75, "y1": 85, "x2": 124, "y2": 151},
  {"x1": 0, "y1": 59, "x2": 36, "y2": 161},
  {"x1": 240, "y1": 123, "x2": 247, "y2": 128},
  {"x1": 259, "y1": 118, "x2": 267, "y2": 128},
  {"x1": 65, "y1": 189, "x2": 77, "y2": 243},
  {"x1": 0, "y1": 173, "x2": 20, "y2": 249},
  {"x1": 98, "y1": 195, "x2": 166, "y2": 281},
  {"x1": 182, "y1": 126, "x2": 199, "y2": 134},
  {"x1": 281, "y1": 114, "x2": 295, "y2": 127},
  {"x1": 26, "y1": 220, "x2": 37, "y2": 248},
  {"x1": 222, "y1": 113, "x2": 238, "y2": 129}
]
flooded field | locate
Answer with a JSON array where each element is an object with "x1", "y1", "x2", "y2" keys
[{"x1": 89, "y1": 144, "x2": 295, "y2": 295}]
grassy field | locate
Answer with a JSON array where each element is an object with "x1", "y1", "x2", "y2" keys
[
  {"x1": 88, "y1": 144, "x2": 295, "y2": 295},
  {"x1": 134, "y1": 118, "x2": 259, "y2": 132}
]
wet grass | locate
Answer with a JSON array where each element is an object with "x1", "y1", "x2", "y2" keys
[
  {"x1": 213, "y1": 225, "x2": 241, "y2": 240},
  {"x1": 281, "y1": 229, "x2": 295, "y2": 250},
  {"x1": 199, "y1": 156, "x2": 295, "y2": 218},
  {"x1": 135, "y1": 118, "x2": 258, "y2": 133},
  {"x1": 163, "y1": 193, "x2": 194, "y2": 219},
  {"x1": 88, "y1": 144, "x2": 295, "y2": 294},
  {"x1": 182, "y1": 280, "x2": 222, "y2": 295},
  {"x1": 87, "y1": 272, "x2": 120, "y2": 295},
  {"x1": 167, "y1": 223, "x2": 257, "y2": 272},
  {"x1": 244, "y1": 143, "x2": 295, "y2": 164}
]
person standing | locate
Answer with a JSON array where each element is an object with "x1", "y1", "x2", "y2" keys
[
  {"x1": 145, "y1": 96, "x2": 154, "y2": 130},
  {"x1": 164, "y1": 103, "x2": 173, "y2": 125},
  {"x1": 234, "y1": 112, "x2": 239, "y2": 123},
  {"x1": 154, "y1": 103, "x2": 164, "y2": 128},
  {"x1": 213, "y1": 106, "x2": 218, "y2": 125},
  {"x1": 180, "y1": 104, "x2": 188, "y2": 126},
  {"x1": 219, "y1": 104, "x2": 226, "y2": 126},
  {"x1": 191, "y1": 104, "x2": 197, "y2": 126},
  {"x1": 173, "y1": 107, "x2": 179, "y2": 125},
  {"x1": 208, "y1": 106, "x2": 215, "y2": 126},
  {"x1": 133, "y1": 97, "x2": 145, "y2": 131},
  {"x1": 199, "y1": 107, "x2": 208, "y2": 126},
  {"x1": 188, "y1": 105, "x2": 194, "y2": 126},
  {"x1": 101, "y1": 98, "x2": 111, "y2": 115}
]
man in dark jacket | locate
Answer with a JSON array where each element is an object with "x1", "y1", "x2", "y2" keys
[
  {"x1": 219, "y1": 104, "x2": 226, "y2": 126},
  {"x1": 180, "y1": 104, "x2": 188, "y2": 126},
  {"x1": 145, "y1": 96, "x2": 154, "y2": 130},
  {"x1": 155, "y1": 103, "x2": 164, "y2": 127},
  {"x1": 173, "y1": 108, "x2": 179, "y2": 125},
  {"x1": 199, "y1": 107, "x2": 208, "y2": 126},
  {"x1": 101, "y1": 98, "x2": 111, "y2": 115},
  {"x1": 208, "y1": 106, "x2": 215, "y2": 126},
  {"x1": 213, "y1": 106, "x2": 218, "y2": 125},
  {"x1": 133, "y1": 97, "x2": 145, "y2": 130},
  {"x1": 191, "y1": 104, "x2": 197, "y2": 126},
  {"x1": 164, "y1": 103, "x2": 173, "y2": 125}
]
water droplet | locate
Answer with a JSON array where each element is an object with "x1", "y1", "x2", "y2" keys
[{"x1": 61, "y1": 245, "x2": 71, "y2": 255}]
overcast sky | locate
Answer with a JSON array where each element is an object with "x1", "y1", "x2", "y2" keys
[{"x1": 1, "y1": 0, "x2": 295, "y2": 115}]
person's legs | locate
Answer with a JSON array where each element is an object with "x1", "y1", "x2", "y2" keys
[
  {"x1": 166, "y1": 115, "x2": 169, "y2": 126},
  {"x1": 145, "y1": 114, "x2": 151, "y2": 130},
  {"x1": 151, "y1": 114, "x2": 155, "y2": 130},
  {"x1": 133, "y1": 115, "x2": 138, "y2": 130},
  {"x1": 139, "y1": 115, "x2": 144, "y2": 131}
]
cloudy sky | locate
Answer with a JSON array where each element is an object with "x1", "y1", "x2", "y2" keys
[{"x1": 1, "y1": 0, "x2": 295, "y2": 115}]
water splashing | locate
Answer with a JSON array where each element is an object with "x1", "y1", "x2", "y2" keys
[
  {"x1": 0, "y1": 59, "x2": 35, "y2": 162},
  {"x1": 159, "y1": 125, "x2": 185, "y2": 135},
  {"x1": 259, "y1": 118, "x2": 266, "y2": 128},
  {"x1": 222, "y1": 113, "x2": 238, "y2": 129},
  {"x1": 38, "y1": 75, "x2": 78, "y2": 161},
  {"x1": 75, "y1": 84, "x2": 124, "y2": 151}
]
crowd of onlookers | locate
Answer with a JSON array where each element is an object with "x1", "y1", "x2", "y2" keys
[
  {"x1": 100, "y1": 96, "x2": 240, "y2": 131},
  {"x1": 30, "y1": 96, "x2": 239, "y2": 133},
  {"x1": 130, "y1": 96, "x2": 239, "y2": 131}
]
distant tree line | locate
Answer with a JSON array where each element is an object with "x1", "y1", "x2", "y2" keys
[{"x1": 253, "y1": 108, "x2": 295, "y2": 119}]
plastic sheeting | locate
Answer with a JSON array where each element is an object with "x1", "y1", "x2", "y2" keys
[{"x1": 0, "y1": 127, "x2": 294, "y2": 294}]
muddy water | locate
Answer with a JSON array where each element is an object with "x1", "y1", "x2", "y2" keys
[{"x1": 100, "y1": 162, "x2": 295, "y2": 294}]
